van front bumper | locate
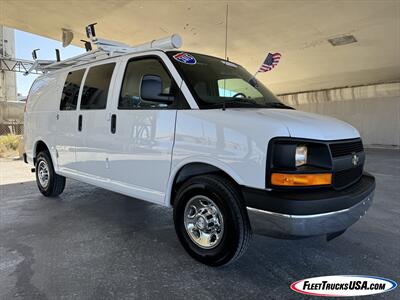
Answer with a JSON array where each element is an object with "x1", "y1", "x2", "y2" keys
[{"x1": 243, "y1": 173, "x2": 375, "y2": 238}]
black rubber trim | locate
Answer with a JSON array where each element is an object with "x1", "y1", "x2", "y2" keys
[
  {"x1": 243, "y1": 173, "x2": 375, "y2": 215},
  {"x1": 23, "y1": 153, "x2": 28, "y2": 164}
]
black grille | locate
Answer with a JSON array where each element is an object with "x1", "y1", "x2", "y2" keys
[
  {"x1": 329, "y1": 140, "x2": 363, "y2": 157},
  {"x1": 333, "y1": 166, "x2": 363, "y2": 189}
]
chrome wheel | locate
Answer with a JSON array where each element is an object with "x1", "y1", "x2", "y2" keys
[
  {"x1": 38, "y1": 160, "x2": 49, "y2": 188},
  {"x1": 184, "y1": 195, "x2": 224, "y2": 249}
]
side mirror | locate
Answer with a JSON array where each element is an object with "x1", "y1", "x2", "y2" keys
[{"x1": 140, "y1": 75, "x2": 174, "y2": 104}]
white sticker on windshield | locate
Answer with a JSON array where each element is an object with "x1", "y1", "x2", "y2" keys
[{"x1": 221, "y1": 60, "x2": 238, "y2": 68}]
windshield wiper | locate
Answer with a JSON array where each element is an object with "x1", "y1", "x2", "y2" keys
[
  {"x1": 207, "y1": 100, "x2": 293, "y2": 109},
  {"x1": 210, "y1": 99, "x2": 264, "y2": 108},
  {"x1": 265, "y1": 102, "x2": 294, "y2": 109}
]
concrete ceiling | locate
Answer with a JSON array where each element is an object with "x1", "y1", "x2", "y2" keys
[{"x1": 1, "y1": 0, "x2": 399, "y2": 94}]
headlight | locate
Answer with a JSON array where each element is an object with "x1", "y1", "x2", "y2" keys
[
  {"x1": 295, "y1": 145, "x2": 307, "y2": 167},
  {"x1": 268, "y1": 139, "x2": 333, "y2": 188}
]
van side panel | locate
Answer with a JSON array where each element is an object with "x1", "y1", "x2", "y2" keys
[
  {"x1": 165, "y1": 109, "x2": 290, "y2": 206},
  {"x1": 24, "y1": 72, "x2": 65, "y2": 167}
]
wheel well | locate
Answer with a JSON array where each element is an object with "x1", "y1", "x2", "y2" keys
[
  {"x1": 170, "y1": 163, "x2": 238, "y2": 205},
  {"x1": 34, "y1": 140, "x2": 49, "y2": 163}
]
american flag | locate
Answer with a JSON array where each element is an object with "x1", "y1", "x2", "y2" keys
[{"x1": 257, "y1": 52, "x2": 281, "y2": 73}]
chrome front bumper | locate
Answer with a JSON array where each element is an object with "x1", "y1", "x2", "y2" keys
[{"x1": 247, "y1": 191, "x2": 374, "y2": 238}]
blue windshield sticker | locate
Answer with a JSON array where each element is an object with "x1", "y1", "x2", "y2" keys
[{"x1": 173, "y1": 52, "x2": 197, "y2": 65}]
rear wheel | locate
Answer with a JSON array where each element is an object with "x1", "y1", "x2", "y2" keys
[
  {"x1": 35, "y1": 151, "x2": 65, "y2": 197},
  {"x1": 173, "y1": 174, "x2": 252, "y2": 266}
]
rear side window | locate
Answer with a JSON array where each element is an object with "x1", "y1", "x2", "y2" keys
[
  {"x1": 60, "y1": 69, "x2": 85, "y2": 110},
  {"x1": 80, "y1": 63, "x2": 115, "y2": 110}
]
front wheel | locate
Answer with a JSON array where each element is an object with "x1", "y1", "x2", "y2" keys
[
  {"x1": 173, "y1": 175, "x2": 252, "y2": 266},
  {"x1": 35, "y1": 151, "x2": 66, "y2": 197}
]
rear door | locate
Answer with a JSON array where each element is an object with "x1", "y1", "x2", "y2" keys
[
  {"x1": 56, "y1": 69, "x2": 85, "y2": 171},
  {"x1": 74, "y1": 62, "x2": 117, "y2": 178}
]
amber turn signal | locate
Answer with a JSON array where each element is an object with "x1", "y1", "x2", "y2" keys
[{"x1": 271, "y1": 173, "x2": 332, "y2": 186}]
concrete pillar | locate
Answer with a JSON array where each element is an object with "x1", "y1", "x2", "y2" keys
[{"x1": 0, "y1": 26, "x2": 17, "y2": 102}]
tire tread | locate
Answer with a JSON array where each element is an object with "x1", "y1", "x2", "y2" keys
[
  {"x1": 174, "y1": 174, "x2": 252, "y2": 266},
  {"x1": 36, "y1": 151, "x2": 65, "y2": 197},
  {"x1": 201, "y1": 175, "x2": 252, "y2": 264}
]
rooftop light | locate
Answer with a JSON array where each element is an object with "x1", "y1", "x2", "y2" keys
[{"x1": 328, "y1": 35, "x2": 357, "y2": 46}]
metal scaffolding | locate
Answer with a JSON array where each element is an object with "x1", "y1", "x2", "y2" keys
[{"x1": 0, "y1": 57, "x2": 42, "y2": 75}]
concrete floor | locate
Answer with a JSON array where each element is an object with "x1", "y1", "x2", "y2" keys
[{"x1": 0, "y1": 149, "x2": 399, "y2": 299}]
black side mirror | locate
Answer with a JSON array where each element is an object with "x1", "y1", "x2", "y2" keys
[{"x1": 140, "y1": 75, "x2": 174, "y2": 104}]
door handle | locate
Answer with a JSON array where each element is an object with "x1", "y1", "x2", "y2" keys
[
  {"x1": 78, "y1": 114, "x2": 82, "y2": 131},
  {"x1": 111, "y1": 114, "x2": 116, "y2": 134}
]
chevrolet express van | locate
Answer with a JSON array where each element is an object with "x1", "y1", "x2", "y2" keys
[{"x1": 24, "y1": 45, "x2": 375, "y2": 266}]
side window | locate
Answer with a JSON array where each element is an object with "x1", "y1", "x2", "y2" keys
[
  {"x1": 118, "y1": 58, "x2": 177, "y2": 109},
  {"x1": 60, "y1": 69, "x2": 85, "y2": 110},
  {"x1": 80, "y1": 63, "x2": 115, "y2": 110}
]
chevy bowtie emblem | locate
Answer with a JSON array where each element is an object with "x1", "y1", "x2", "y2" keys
[{"x1": 352, "y1": 153, "x2": 360, "y2": 166}]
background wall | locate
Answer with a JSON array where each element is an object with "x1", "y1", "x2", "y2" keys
[{"x1": 280, "y1": 82, "x2": 400, "y2": 147}]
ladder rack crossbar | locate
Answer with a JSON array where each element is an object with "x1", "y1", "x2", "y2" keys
[
  {"x1": 40, "y1": 50, "x2": 105, "y2": 71},
  {"x1": 23, "y1": 32, "x2": 183, "y2": 75}
]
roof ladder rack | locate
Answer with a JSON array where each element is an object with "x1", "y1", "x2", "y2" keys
[{"x1": 25, "y1": 23, "x2": 182, "y2": 75}]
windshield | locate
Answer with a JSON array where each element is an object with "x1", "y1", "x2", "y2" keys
[{"x1": 167, "y1": 51, "x2": 291, "y2": 109}]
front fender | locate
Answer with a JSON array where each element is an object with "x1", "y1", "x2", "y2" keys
[
  {"x1": 164, "y1": 156, "x2": 245, "y2": 207},
  {"x1": 33, "y1": 138, "x2": 59, "y2": 172}
]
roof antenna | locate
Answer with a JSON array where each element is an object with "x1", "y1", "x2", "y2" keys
[
  {"x1": 222, "y1": 3, "x2": 229, "y2": 111},
  {"x1": 224, "y1": 4, "x2": 229, "y2": 62}
]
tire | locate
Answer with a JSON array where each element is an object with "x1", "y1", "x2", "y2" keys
[
  {"x1": 173, "y1": 174, "x2": 252, "y2": 266},
  {"x1": 35, "y1": 151, "x2": 66, "y2": 197}
]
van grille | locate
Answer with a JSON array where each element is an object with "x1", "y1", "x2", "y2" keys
[
  {"x1": 333, "y1": 166, "x2": 363, "y2": 189},
  {"x1": 329, "y1": 140, "x2": 363, "y2": 157}
]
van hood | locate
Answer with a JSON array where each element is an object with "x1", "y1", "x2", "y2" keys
[{"x1": 249, "y1": 108, "x2": 360, "y2": 140}]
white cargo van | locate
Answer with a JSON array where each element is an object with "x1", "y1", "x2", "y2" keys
[{"x1": 24, "y1": 36, "x2": 375, "y2": 266}]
